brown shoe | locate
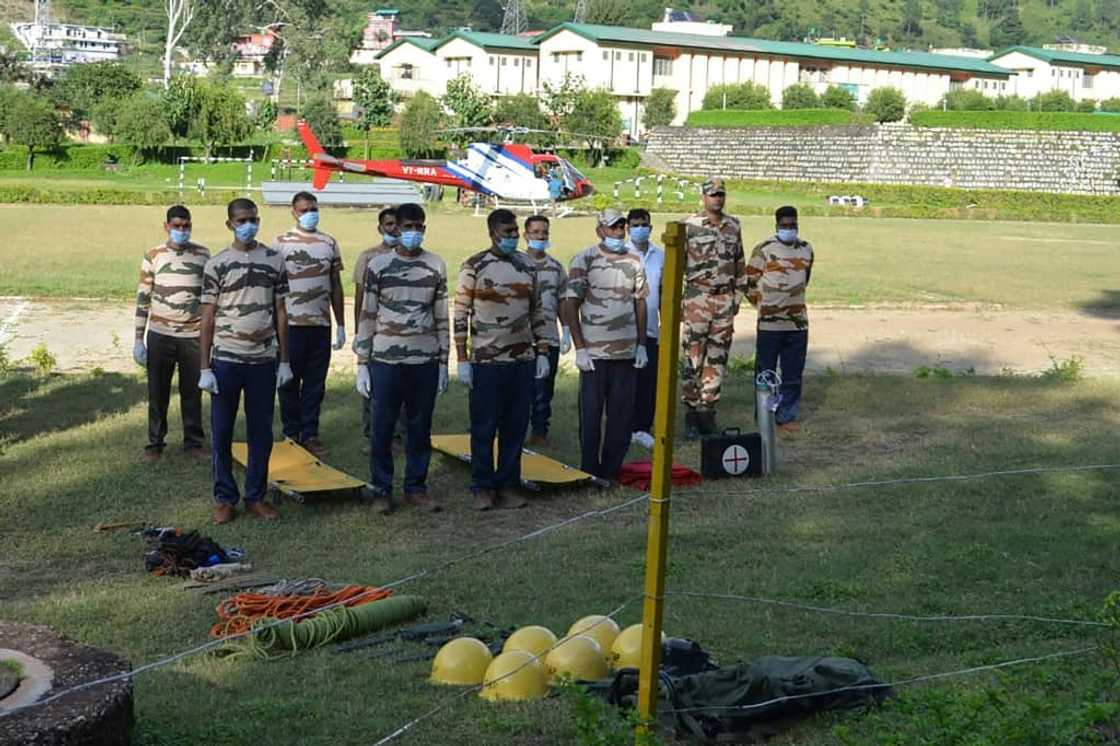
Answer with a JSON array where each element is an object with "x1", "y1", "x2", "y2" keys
[
  {"x1": 211, "y1": 503, "x2": 236, "y2": 525},
  {"x1": 302, "y1": 438, "x2": 327, "y2": 457},
  {"x1": 494, "y1": 490, "x2": 528, "y2": 509},
  {"x1": 244, "y1": 501, "x2": 280, "y2": 520},
  {"x1": 473, "y1": 489, "x2": 496, "y2": 511},
  {"x1": 527, "y1": 433, "x2": 549, "y2": 448},
  {"x1": 185, "y1": 446, "x2": 210, "y2": 463},
  {"x1": 777, "y1": 422, "x2": 801, "y2": 434},
  {"x1": 140, "y1": 448, "x2": 162, "y2": 463},
  {"x1": 405, "y1": 491, "x2": 443, "y2": 513}
]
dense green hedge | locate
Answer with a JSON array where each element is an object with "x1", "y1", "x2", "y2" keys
[
  {"x1": 0, "y1": 186, "x2": 240, "y2": 205},
  {"x1": 684, "y1": 109, "x2": 865, "y2": 127},
  {"x1": 911, "y1": 110, "x2": 1120, "y2": 132}
]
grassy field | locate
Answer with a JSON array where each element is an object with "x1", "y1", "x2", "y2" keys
[
  {"x1": 1, "y1": 365, "x2": 1118, "y2": 744},
  {"x1": 2, "y1": 206, "x2": 1118, "y2": 313}
]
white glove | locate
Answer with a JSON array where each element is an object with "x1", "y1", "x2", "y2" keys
[
  {"x1": 133, "y1": 340, "x2": 147, "y2": 367},
  {"x1": 457, "y1": 361, "x2": 472, "y2": 389},
  {"x1": 198, "y1": 368, "x2": 219, "y2": 394},
  {"x1": 356, "y1": 365, "x2": 371, "y2": 398},
  {"x1": 333, "y1": 326, "x2": 346, "y2": 350},
  {"x1": 634, "y1": 344, "x2": 649, "y2": 369},
  {"x1": 535, "y1": 353, "x2": 551, "y2": 380},
  {"x1": 437, "y1": 364, "x2": 449, "y2": 395},
  {"x1": 277, "y1": 362, "x2": 294, "y2": 388},
  {"x1": 559, "y1": 326, "x2": 572, "y2": 354},
  {"x1": 575, "y1": 349, "x2": 595, "y2": 372}
]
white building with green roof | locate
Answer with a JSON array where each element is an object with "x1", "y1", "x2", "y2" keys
[{"x1": 988, "y1": 46, "x2": 1120, "y2": 102}]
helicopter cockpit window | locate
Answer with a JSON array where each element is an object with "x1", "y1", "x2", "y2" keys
[{"x1": 561, "y1": 161, "x2": 587, "y2": 190}]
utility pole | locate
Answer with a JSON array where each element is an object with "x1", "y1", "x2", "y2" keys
[
  {"x1": 500, "y1": 0, "x2": 526, "y2": 35},
  {"x1": 574, "y1": 0, "x2": 589, "y2": 23}
]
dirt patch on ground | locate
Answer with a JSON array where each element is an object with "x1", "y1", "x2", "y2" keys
[{"x1": 1, "y1": 297, "x2": 1118, "y2": 377}]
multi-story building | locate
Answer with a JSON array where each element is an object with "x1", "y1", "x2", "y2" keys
[
  {"x1": 432, "y1": 31, "x2": 538, "y2": 97},
  {"x1": 10, "y1": 21, "x2": 126, "y2": 72},
  {"x1": 231, "y1": 30, "x2": 277, "y2": 77},
  {"x1": 987, "y1": 46, "x2": 1120, "y2": 102},
  {"x1": 374, "y1": 37, "x2": 442, "y2": 98}
]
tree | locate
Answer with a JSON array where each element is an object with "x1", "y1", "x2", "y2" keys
[
  {"x1": 301, "y1": 96, "x2": 344, "y2": 148},
  {"x1": 188, "y1": 79, "x2": 253, "y2": 157},
  {"x1": 91, "y1": 99, "x2": 122, "y2": 140},
  {"x1": 562, "y1": 87, "x2": 622, "y2": 140},
  {"x1": 0, "y1": 49, "x2": 31, "y2": 85},
  {"x1": 55, "y1": 62, "x2": 142, "y2": 119},
  {"x1": 782, "y1": 83, "x2": 820, "y2": 109},
  {"x1": 3, "y1": 91, "x2": 61, "y2": 170},
  {"x1": 821, "y1": 85, "x2": 856, "y2": 110},
  {"x1": 164, "y1": 0, "x2": 196, "y2": 88},
  {"x1": 990, "y1": 1, "x2": 1026, "y2": 46},
  {"x1": 442, "y1": 74, "x2": 493, "y2": 141},
  {"x1": 899, "y1": 0, "x2": 923, "y2": 38},
  {"x1": 643, "y1": 87, "x2": 676, "y2": 129},
  {"x1": 1072, "y1": 0, "x2": 1094, "y2": 30},
  {"x1": 864, "y1": 87, "x2": 907, "y2": 122},
  {"x1": 399, "y1": 92, "x2": 444, "y2": 158},
  {"x1": 256, "y1": 98, "x2": 278, "y2": 131},
  {"x1": 935, "y1": 0, "x2": 962, "y2": 29},
  {"x1": 541, "y1": 73, "x2": 586, "y2": 124},
  {"x1": 493, "y1": 93, "x2": 550, "y2": 132},
  {"x1": 585, "y1": 0, "x2": 629, "y2": 24},
  {"x1": 186, "y1": 0, "x2": 251, "y2": 70},
  {"x1": 115, "y1": 94, "x2": 173, "y2": 161},
  {"x1": 163, "y1": 74, "x2": 201, "y2": 141},
  {"x1": 353, "y1": 67, "x2": 395, "y2": 157}
]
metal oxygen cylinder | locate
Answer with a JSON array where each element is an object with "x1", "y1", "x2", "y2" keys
[{"x1": 755, "y1": 369, "x2": 781, "y2": 476}]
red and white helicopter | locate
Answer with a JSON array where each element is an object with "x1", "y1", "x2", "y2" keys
[{"x1": 297, "y1": 121, "x2": 596, "y2": 204}]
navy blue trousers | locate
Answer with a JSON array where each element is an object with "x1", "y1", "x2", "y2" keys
[
  {"x1": 530, "y1": 345, "x2": 561, "y2": 437},
  {"x1": 211, "y1": 359, "x2": 276, "y2": 505},
  {"x1": 278, "y1": 325, "x2": 331, "y2": 441},
  {"x1": 470, "y1": 361, "x2": 534, "y2": 492},
  {"x1": 368, "y1": 361, "x2": 437, "y2": 497},
  {"x1": 579, "y1": 359, "x2": 637, "y2": 480},
  {"x1": 631, "y1": 339, "x2": 659, "y2": 434},
  {"x1": 755, "y1": 329, "x2": 808, "y2": 424}
]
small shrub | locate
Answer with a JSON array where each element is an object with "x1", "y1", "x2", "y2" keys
[
  {"x1": 782, "y1": 83, "x2": 820, "y2": 109},
  {"x1": 821, "y1": 85, "x2": 856, "y2": 110},
  {"x1": 727, "y1": 353, "x2": 757, "y2": 376},
  {"x1": 994, "y1": 95, "x2": 1030, "y2": 111},
  {"x1": 0, "y1": 343, "x2": 12, "y2": 375},
  {"x1": 1076, "y1": 99, "x2": 1098, "y2": 113},
  {"x1": 1035, "y1": 90, "x2": 1075, "y2": 112},
  {"x1": 938, "y1": 89, "x2": 994, "y2": 111},
  {"x1": 556, "y1": 679, "x2": 660, "y2": 746},
  {"x1": 1100, "y1": 97, "x2": 1120, "y2": 112},
  {"x1": 864, "y1": 87, "x2": 907, "y2": 122},
  {"x1": 27, "y1": 343, "x2": 57, "y2": 374},
  {"x1": 1040, "y1": 354, "x2": 1082, "y2": 382},
  {"x1": 702, "y1": 82, "x2": 772, "y2": 110}
]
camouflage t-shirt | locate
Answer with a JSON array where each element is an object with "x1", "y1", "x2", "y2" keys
[
  {"x1": 681, "y1": 211, "x2": 748, "y2": 303},
  {"x1": 528, "y1": 252, "x2": 567, "y2": 347},
  {"x1": 354, "y1": 249, "x2": 449, "y2": 366},
  {"x1": 454, "y1": 248, "x2": 548, "y2": 364},
  {"x1": 275, "y1": 228, "x2": 342, "y2": 327},
  {"x1": 562, "y1": 244, "x2": 648, "y2": 360},
  {"x1": 353, "y1": 243, "x2": 391, "y2": 288},
  {"x1": 746, "y1": 237, "x2": 814, "y2": 332},
  {"x1": 201, "y1": 243, "x2": 289, "y2": 364},
  {"x1": 135, "y1": 241, "x2": 211, "y2": 338}
]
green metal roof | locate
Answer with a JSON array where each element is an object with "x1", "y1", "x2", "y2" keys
[
  {"x1": 989, "y1": 45, "x2": 1120, "y2": 70},
  {"x1": 533, "y1": 23, "x2": 1011, "y2": 77},
  {"x1": 433, "y1": 30, "x2": 538, "y2": 53},
  {"x1": 374, "y1": 36, "x2": 441, "y2": 59}
]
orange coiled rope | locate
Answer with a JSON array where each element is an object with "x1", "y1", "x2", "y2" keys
[{"x1": 210, "y1": 585, "x2": 392, "y2": 639}]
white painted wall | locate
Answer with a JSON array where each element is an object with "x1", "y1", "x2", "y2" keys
[{"x1": 378, "y1": 44, "x2": 443, "y2": 97}]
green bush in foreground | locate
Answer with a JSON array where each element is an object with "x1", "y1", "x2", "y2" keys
[
  {"x1": 912, "y1": 110, "x2": 1120, "y2": 131},
  {"x1": 864, "y1": 87, "x2": 907, "y2": 123}
]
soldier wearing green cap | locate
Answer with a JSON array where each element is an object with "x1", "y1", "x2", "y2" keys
[{"x1": 679, "y1": 177, "x2": 748, "y2": 439}]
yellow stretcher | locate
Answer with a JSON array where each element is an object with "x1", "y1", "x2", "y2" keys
[
  {"x1": 429, "y1": 434, "x2": 606, "y2": 491},
  {"x1": 231, "y1": 438, "x2": 368, "y2": 503}
]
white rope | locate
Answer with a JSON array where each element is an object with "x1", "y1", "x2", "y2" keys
[
  {"x1": 666, "y1": 590, "x2": 1108, "y2": 628},
  {"x1": 371, "y1": 596, "x2": 641, "y2": 745},
  {"x1": 0, "y1": 493, "x2": 651, "y2": 718},
  {"x1": 662, "y1": 646, "x2": 1099, "y2": 714}
]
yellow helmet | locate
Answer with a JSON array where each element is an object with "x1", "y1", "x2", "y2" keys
[
  {"x1": 430, "y1": 637, "x2": 493, "y2": 686},
  {"x1": 544, "y1": 635, "x2": 609, "y2": 682},
  {"x1": 566, "y1": 615, "x2": 620, "y2": 658},
  {"x1": 610, "y1": 624, "x2": 665, "y2": 670},
  {"x1": 479, "y1": 650, "x2": 549, "y2": 702},
  {"x1": 503, "y1": 625, "x2": 558, "y2": 658}
]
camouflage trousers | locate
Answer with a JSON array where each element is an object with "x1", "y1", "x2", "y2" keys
[{"x1": 680, "y1": 292, "x2": 737, "y2": 411}]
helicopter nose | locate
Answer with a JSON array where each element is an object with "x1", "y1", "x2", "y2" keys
[{"x1": 579, "y1": 180, "x2": 595, "y2": 197}]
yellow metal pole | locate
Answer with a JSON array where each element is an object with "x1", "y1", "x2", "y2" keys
[{"x1": 636, "y1": 221, "x2": 687, "y2": 736}]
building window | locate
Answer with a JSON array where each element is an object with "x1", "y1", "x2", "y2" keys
[
  {"x1": 446, "y1": 59, "x2": 452, "y2": 67},
  {"x1": 501, "y1": 57, "x2": 507, "y2": 65},
  {"x1": 1084, "y1": 74, "x2": 1094, "y2": 88},
  {"x1": 654, "y1": 56, "x2": 672, "y2": 76},
  {"x1": 641, "y1": 53, "x2": 647, "y2": 61},
  {"x1": 603, "y1": 50, "x2": 609, "y2": 60},
  {"x1": 614, "y1": 51, "x2": 621, "y2": 60},
  {"x1": 526, "y1": 59, "x2": 532, "y2": 68},
  {"x1": 489, "y1": 56, "x2": 495, "y2": 65},
  {"x1": 577, "y1": 51, "x2": 583, "y2": 61},
  {"x1": 628, "y1": 52, "x2": 634, "y2": 61},
  {"x1": 513, "y1": 58, "x2": 519, "y2": 67}
]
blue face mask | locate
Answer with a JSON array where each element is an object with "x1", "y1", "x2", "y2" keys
[
  {"x1": 297, "y1": 210, "x2": 319, "y2": 231},
  {"x1": 497, "y1": 236, "x2": 519, "y2": 255},
  {"x1": 169, "y1": 228, "x2": 191, "y2": 246},
  {"x1": 233, "y1": 221, "x2": 259, "y2": 243},
  {"x1": 777, "y1": 228, "x2": 798, "y2": 244},
  {"x1": 602, "y1": 236, "x2": 627, "y2": 253},
  {"x1": 383, "y1": 232, "x2": 400, "y2": 247},
  {"x1": 629, "y1": 226, "x2": 651, "y2": 244},
  {"x1": 399, "y1": 230, "x2": 424, "y2": 252},
  {"x1": 527, "y1": 239, "x2": 550, "y2": 252}
]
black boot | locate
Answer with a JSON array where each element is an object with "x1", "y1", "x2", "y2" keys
[
  {"x1": 684, "y1": 410, "x2": 700, "y2": 440},
  {"x1": 697, "y1": 410, "x2": 718, "y2": 437}
]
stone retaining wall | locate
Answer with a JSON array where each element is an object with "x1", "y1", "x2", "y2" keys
[{"x1": 643, "y1": 123, "x2": 1120, "y2": 195}]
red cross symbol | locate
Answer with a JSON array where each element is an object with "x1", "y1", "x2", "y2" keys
[{"x1": 721, "y1": 444, "x2": 750, "y2": 476}]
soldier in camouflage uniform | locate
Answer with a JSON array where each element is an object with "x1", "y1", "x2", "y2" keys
[
  {"x1": 454, "y1": 208, "x2": 551, "y2": 511},
  {"x1": 353, "y1": 203, "x2": 448, "y2": 514},
  {"x1": 353, "y1": 207, "x2": 399, "y2": 444},
  {"x1": 746, "y1": 205, "x2": 814, "y2": 433},
  {"x1": 134, "y1": 205, "x2": 210, "y2": 464},
  {"x1": 274, "y1": 191, "x2": 345, "y2": 456},
  {"x1": 199, "y1": 198, "x2": 293, "y2": 525},
  {"x1": 680, "y1": 178, "x2": 749, "y2": 439},
  {"x1": 524, "y1": 214, "x2": 571, "y2": 447},
  {"x1": 561, "y1": 208, "x2": 649, "y2": 482}
]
